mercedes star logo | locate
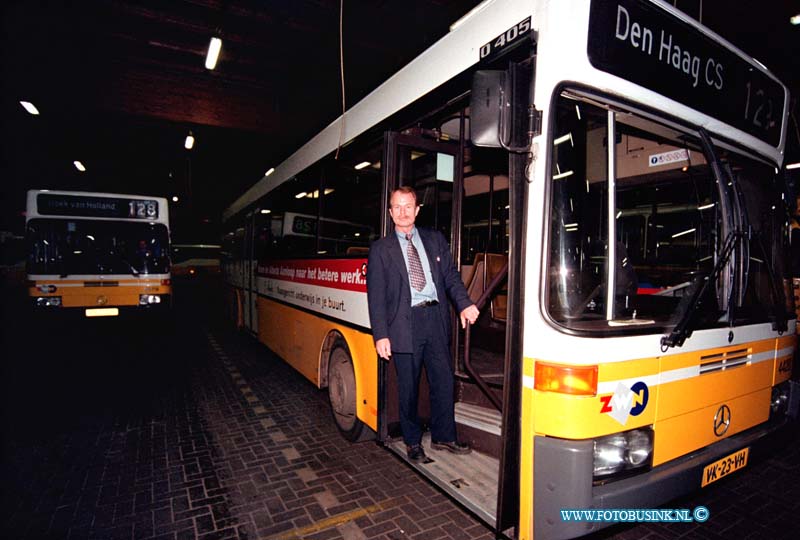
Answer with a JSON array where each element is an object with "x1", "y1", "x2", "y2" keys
[{"x1": 713, "y1": 404, "x2": 731, "y2": 437}]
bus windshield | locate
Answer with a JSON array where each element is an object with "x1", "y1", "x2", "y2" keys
[
  {"x1": 547, "y1": 92, "x2": 790, "y2": 333},
  {"x1": 27, "y1": 219, "x2": 170, "y2": 276}
]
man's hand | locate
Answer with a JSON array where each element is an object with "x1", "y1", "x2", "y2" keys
[
  {"x1": 460, "y1": 304, "x2": 480, "y2": 328},
  {"x1": 375, "y1": 338, "x2": 392, "y2": 360}
]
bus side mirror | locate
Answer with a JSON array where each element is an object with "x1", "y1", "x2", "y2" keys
[{"x1": 470, "y1": 70, "x2": 510, "y2": 148}]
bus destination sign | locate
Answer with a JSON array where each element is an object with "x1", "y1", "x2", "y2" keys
[
  {"x1": 588, "y1": 0, "x2": 785, "y2": 147},
  {"x1": 38, "y1": 194, "x2": 159, "y2": 220}
]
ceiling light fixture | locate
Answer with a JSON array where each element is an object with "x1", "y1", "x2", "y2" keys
[
  {"x1": 672, "y1": 228, "x2": 696, "y2": 239},
  {"x1": 787, "y1": 162, "x2": 800, "y2": 170},
  {"x1": 205, "y1": 37, "x2": 222, "y2": 69},
  {"x1": 260, "y1": 209, "x2": 271, "y2": 214},
  {"x1": 172, "y1": 196, "x2": 179, "y2": 202},
  {"x1": 73, "y1": 160, "x2": 86, "y2": 172},
  {"x1": 791, "y1": 14, "x2": 800, "y2": 25},
  {"x1": 265, "y1": 167, "x2": 275, "y2": 177},
  {"x1": 20, "y1": 101, "x2": 39, "y2": 115},
  {"x1": 354, "y1": 161, "x2": 371, "y2": 170},
  {"x1": 185, "y1": 131, "x2": 195, "y2": 150}
]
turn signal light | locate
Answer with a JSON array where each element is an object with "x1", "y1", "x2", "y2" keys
[
  {"x1": 535, "y1": 361, "x2": 598, "y2": 395},
  {"x1": 161, "y1": 278, "x2": 171, "y2": 286}
]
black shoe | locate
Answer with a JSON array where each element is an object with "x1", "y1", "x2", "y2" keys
[
  {"x1": 431, "y1": 440, "x2": 471, "y2": 455},
  {"x1": 406, "y1": 444, "x2": 427, "y2": 463}
]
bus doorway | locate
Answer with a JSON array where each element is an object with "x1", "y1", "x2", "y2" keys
[{"x1": 378, "y1": 121, "x2": 517, "y2": 529}]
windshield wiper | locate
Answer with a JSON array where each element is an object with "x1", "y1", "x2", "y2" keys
[
  {"x1": 661, "y1": 128, "x2": 734, "y2": 350},
  {"x1": 751, "y1": 231, "x2": 789, "y2": 333},
  {"x1": 660, "y1": 230, "x2": 742, "y2": 350},
  {"x1": 105, "y1": 252, "x2": 140, "y2": 277},
  {"x1": 122, "y1": 258, "x2": 140, "y2": 277}
]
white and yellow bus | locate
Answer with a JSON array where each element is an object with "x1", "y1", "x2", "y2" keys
[
  {"x1": 26, "y1": 189, "x2": 172, "y2": 318},
  {"x1": 171, "y1": 244, "x2": 221, "y2": 279},
  {"x1": 222, "y1": 1, "x2": 798, "y2": 538}
]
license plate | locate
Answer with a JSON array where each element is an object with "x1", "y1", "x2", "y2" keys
[
  {"x1": 85, "y1": 307, "x2": 119, "y2": 317},
  {"x1": 701, "y1": 447, "x2": 749, "y2": 487}
]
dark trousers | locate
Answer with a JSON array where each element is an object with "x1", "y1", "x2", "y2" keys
[{"x1": 392, "y1": 303, "x2": 457, "y2": 446}]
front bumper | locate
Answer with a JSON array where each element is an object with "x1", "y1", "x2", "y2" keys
[{"x1": 534, "y1": 380, "x2": 800, "y2": 539}]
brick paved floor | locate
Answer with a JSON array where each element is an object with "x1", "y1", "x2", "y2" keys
[
  {"x1": 0, "y1": 281, "x2": 494, "y2": 540},
  {"x1": 1, "y1": 279, "x2": 799, "y2": 540}
]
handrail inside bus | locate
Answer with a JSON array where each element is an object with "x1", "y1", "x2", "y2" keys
[{"x1": 463, "y1": 260, "x2": 508, "y2": 412}]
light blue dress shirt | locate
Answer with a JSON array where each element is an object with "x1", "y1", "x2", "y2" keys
[{"x1": 396, "y1": 227, "x2": 438, "y2": 306}]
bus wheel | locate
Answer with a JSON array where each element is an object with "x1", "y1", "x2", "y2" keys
[{"x1": 328, "y1": 344, "x2": 365, "y2": 441}]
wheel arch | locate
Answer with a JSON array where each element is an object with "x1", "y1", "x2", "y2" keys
[{"x1": 319, "y1": 329, "x2": 347, "y2": 389}]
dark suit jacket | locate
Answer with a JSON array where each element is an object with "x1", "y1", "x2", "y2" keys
[{"x1": 367, "y1": 227, "x2": 473, "y2": 354}]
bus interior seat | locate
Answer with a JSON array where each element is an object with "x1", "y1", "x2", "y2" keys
[
  {"x1": 464, "y1": 253, "x2": 486, "y2": 304},
  {"x1": 486, "y1": 253, "x2": 507, "y2": 322},
  {"x1": 463, "y1": 253, "x2": 507, "y2": 323}
]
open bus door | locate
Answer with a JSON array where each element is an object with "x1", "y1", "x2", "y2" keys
[
  {"x1": 377, "y1": 119, "x2": 524, "y2": 534},
  {"x1": 377, "y1": 129, "x2": 462, "y2": 447}
]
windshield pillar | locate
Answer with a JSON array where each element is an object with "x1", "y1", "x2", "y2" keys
[{"x1": 606, "y1": 110, "x2": 617, "y2": 321}]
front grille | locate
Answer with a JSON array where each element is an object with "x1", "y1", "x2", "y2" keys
[{"x1": 699, "y1": 348, "x2": 750, "y2": 374}]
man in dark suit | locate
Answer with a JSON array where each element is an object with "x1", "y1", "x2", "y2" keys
[{"x1": 367, "y1": 186, "x2": 479, "y2": 462}]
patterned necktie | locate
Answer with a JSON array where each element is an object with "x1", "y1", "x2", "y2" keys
[{"x1": 406, "y1": 233, "x2": 427, "y2": 291}]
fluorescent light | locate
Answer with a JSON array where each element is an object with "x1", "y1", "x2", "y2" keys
[
  {"x1": 324, "y1": 188, "x2": 334, "y2": 195},
  {"x1": 205, "y1": 37, "x2": 222, "y2": 70},
  {"x1": 553, "y1": 170, "x2": 574, "y2": 180},
  {"x1": 184, "y1": 132, "x2": 195, "y2": 150},
  {"x1": 553, "y1": 133, "x2": 573, "y2": 146},
  {"x1": 698, "y1": 203, "x2": 715, "y2": 210},
  {"x1": 260, "y1": 209, "x2": 271, "y2": 214},
  {"x1": 73, "y1": 160, "x2": 86, "y2": 172},
  {"x1": 295, "y1": 192, "x2": 307, "y2": 199},
  {"x1": 20, "y1": 101, "x2": 39, "y2": 115},
  {"x1": 671, "y1": 228, "x2": 696, "y2": 239},
  {"x1": 791, "y1": 14, "x2": 800, "y2": 25},
  {"x1": 355, "y1": 161, "x2": 371, "y2": 170},
  {"x1": 172, "y1": 196, "x2": 179, "y2": 202},
  {"x1": 787, "y1": 162, "x2": 800, "y2": 170},
  {"x1": 265, "y1": 167, "x2": 275, "y2": 177},
  {"x1": 616, "y1": 211, "x2": 622, "y2": 219}
]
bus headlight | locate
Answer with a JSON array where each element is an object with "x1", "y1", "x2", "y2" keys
[
  {"x1": 593, "y1": 427, "x2": 653, "y2": 479},
  {"x1": 593, "y1": 433, "x2": 626, "y2": 476},
  {"x1": 36, "y1": 296, "x2": 62, "y2": 307},
  {"x1": 139, "y1": 294, "x2": 162, "y2": 305}
]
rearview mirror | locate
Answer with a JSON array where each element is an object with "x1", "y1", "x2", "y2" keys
[{"x1": 470, "y1": 70, "x2": 509, "y2": 148}]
